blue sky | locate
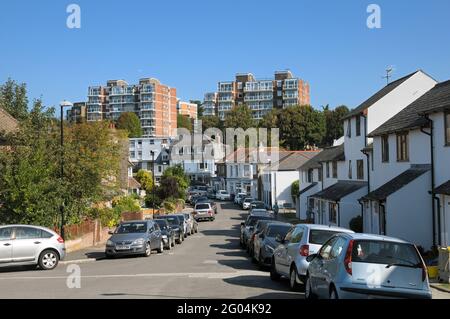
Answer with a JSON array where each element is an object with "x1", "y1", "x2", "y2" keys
[{"x1": 1, "y1": 0, "x2": 449, "y2": 111}]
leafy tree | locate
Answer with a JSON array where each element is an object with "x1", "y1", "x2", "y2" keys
[
  {"x1": 278, "y1": 105, "x2": 325, "y2": 150},
  {"x1": 135, "y1": 169, "x2": 153, "y2": 192},
  {"x1": 0, "y1": 78, "x2": 29, "y2": 121},
  {"x1": 259, "y1": 109, "x2": 280, "y2": 129},
  {"x1": 162, "y1": 165, "x2": 189, "y2": 193},
  {"x1": 200, "y1": 115, "x2": 221, "y2": 133},
  {"x1": 177, "y1": 113, "x2": 193, "y2": 132},
  {"x1": 116, "y1": 112, "x2": 142, "y2": 138},
  {"x1": 189, "y1": 100, "x2": 203, "y2": 117},
  {"x1": 291, "y1": 180, "x2": 300, "y2": 198},
  {"x1": 323, "y1": 105, "x2": 349, "y2": 146},
  {"x1": 349, "y1": 215, "x2": 363, "y2": 233},
  {"x1": 157, "y1": 177, "x2": 183, "y2": 200},
  {"x1": 224, "y1": 104, "x2": 255, "y2": 130}
]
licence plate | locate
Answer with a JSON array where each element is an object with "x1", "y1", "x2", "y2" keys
[{"x1": 116, "y1": 245, "x2": 130, "y2": 250}]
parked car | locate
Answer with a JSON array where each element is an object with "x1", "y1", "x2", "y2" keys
[
  {"x1": 240, "y1": 213, "x2": 275, "y2": 248},
  {"x1": 304, "y1": 233, "x2": 431, "y2": 299},
  {"x1": 270, "y1": 224, "x2": 354, "y2": 291},
  {"x1": 183, "y1": 212, "x2": 198, "y2": 235},
  {"x1": 192, "y1": 195, "x2": 208, "y2": 206},
  {"x1": 0, "y1": 225, "x2": 65, "y2": 270},
  {"x1": 253, "y1": 222, "x2": 293, "y2": 267},
  {"x1": 242, "y1": 197, "x2": 255, "y2": 210},
  {"x1": 234, "y1": 192, "x2": 247, "y2": 205},
  {"x1": 196, "y1": 198, "x2": 217, "y2": 214},
  {"x1": 172, "y1": 214, "x2": 191, "y2": 237},
  {"x1": 216, "y1": 190, "x2": 231, "y2": 201},
  {"x1": 105, "y1": 220, "x2": 164, "y2": 258},
  {"x1": 247, "y1": 219, "x2": 277, "y2": 256},
  {"x1": 249, "y1": 208, "x2": 269, "y2": 216},
  {"x1": 153, "y1": 219, "x2": 176, "y2": 250},
  {"x1": 250, "y1": 201, "x2": 266, "y2": 210},
  {"x1": 153, "y1": 215, "x2": 185, "y2": 244},
  {"x1": 193, "y1": 202, "x2": 215, "y2": 221},
  {"x1": 207, "y1": 189, "x2": 216, "y2": 199}
]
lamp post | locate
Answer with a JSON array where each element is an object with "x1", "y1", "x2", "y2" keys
[
  {"x1": 150, "y1": 150, "x2": 156, "y2": 212},
  {"x1": 59, "y1": 100, "x2": 73, "y2": 240}
]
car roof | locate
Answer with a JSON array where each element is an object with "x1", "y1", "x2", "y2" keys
[
  {"x1": 266, "y1": 221, "x2": 292, "y2": 227},
  {"x1": 249, "y1": 212, "x2": 274, "y2": 218},
  {"x1": 338, "y1": 232, "x2": 411, "y2": 244},
  {"x1": 294, "y1": 223, "x2": 354, "y2": 233},
  {"x1": 120, "y1": 220, "x2": 150, "y2": 224},
  {"x1": 0, "y1": 224, "x2": 56, "y2": 232}
]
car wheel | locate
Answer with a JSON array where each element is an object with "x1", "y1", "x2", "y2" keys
[
  {"x1": 194, "y1": 226, "x2": 198, "y2": 233},
  {"x1": 270, "y1": 258, "x2": 281, "y2": 281},
  {"x1": 329, "y1": 286, "x2": 338, "y2": 299},
  {"x1": 38, "y1": 249, "x2": 59, "y2": 270},
  {"x1": 105, "y1": 252, "x2": 114, "y2": 259},
  {"x1": 171, "y1": 237, "x2": 175, "y2": 247},
  {"x1": 157, "y1": 240, "x2": 164, "y2": 254},
  {"x1": 305, "y1": 275, "x2": 316, "y2": 299},
  {"x1": 166, "y1": 239, "x2": 172, "y2": 250},
  {"x1": 289, "y1": 266, "x2": 301, "y2": 291},
  {"x1": 181, "y1": 233, "x2": 185, "y2": 242},
  {"x1": 143, "y1": 242, "x2": 151, "y2": 257}
]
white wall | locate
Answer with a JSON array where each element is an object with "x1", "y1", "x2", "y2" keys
[
  {"x1": 431, "y1": 112, "x2": 450, "y2": 187},
  {"x1": 371, "y1": 129, "x2": 431, "y2": 189},
  {"x1": 439, "y1": 194, "x2": 450, "y2": 247},
  {"x1": 343, "y1": 116, "x2": 367, "y2": 181},
  {"x1": 339, "y1": 186, "x2": 368, "y2": 229},
  {"x1": 273, "y1": 170, "x2": 299, "y2": 206},
  {"x1": 298, "y1": 184, "x2": 320, "y2": 220},
  {"x1": 386, "y1": 172, "x2": 433, "y2": 249}
]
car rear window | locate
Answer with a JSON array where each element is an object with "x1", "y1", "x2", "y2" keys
[
  {"x1": 247, "y1": 216, "x2": 274, "y2": 226},
  {"x1": 308, "y1": 229, "x2": 344, "y2": 245},
  {"x1": 116, "y1": 223, "x2": 147, "y2": 234},
  {"x1": 244, "y1": 198, "x2": 254, "y2": 202},
  {"x1": 196, "y1": 204, "x2": 210, "y2": 210},
  {"x1": 267, "y1": 225, "x2": 292, "y2": 237},
  {"x1": 351, "y1": 240, "x2": 422, "y2": 266},
  {"x1": 154, "y1": 220, "x2": 169, "y2": 229}
]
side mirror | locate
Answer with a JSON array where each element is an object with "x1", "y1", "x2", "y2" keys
[{"x1": 306, "y1": 254, "x2": 318, "y2": 262}]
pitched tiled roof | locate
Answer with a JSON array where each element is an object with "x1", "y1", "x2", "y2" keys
[
  {"x1": 299, "y1": 182, "x2": 318, "y2": 195},
  {"x1": 361, "y1": 165, "x2": 431, "y2": 201},
  {"x1": 300, "y1": 144, "x2": 345, "y2": 170},
  {"x1": 128, "y1": 177, "x2": 141, "y2": 189},
  {"x1": 310, "y1": 180, "x2": 367, "y2": 201},
  {"x1": 0, "y1": 107, "x2": 19, "y2": 134},
  {"x1": 342, "y1": 71, "x2": 420, "y2": 120},
  {"x1": 267, "y1": 151, "x2": 321, "y2": 171},
  {"x1": 434, "y1": 180, "x2": 450, "y2": 195},
  {"x1": 369, "y1": 80, "x2": 450, "y2": 137}
]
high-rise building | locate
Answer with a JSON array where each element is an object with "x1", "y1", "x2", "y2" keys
[
  {"x1": 213, "y1": 70, "x2": 310, "y2": 120},
  {"x1": 82, "y1": 78, "x2": 177, "y2": 137},
  {"x1": 177, "y1": 100, "x2": 198, "y2": 119},
  {"x1": 202, "y1": 92, "x2": 218, "y2": 116},
  {"x1": 66, "y1": 102, "x2": 87, "y2": 123}
]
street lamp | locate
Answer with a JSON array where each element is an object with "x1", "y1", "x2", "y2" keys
[
  {"x1": 150, "y1": 150, "x2": 156, "y2": 213},
  {"x1": 60, "y1": 100, "x2": 73, "y2": 240}
]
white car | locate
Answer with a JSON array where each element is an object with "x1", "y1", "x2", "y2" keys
[
  {"x1": 234, "y1": 192, "x2": 247, "y2": 205},
  {"x1": 216, "y1": 190, "x2": 231, "y2": 201},
  {"x1": 242, "y1": 197, "x2": 254, "y2": 210}
]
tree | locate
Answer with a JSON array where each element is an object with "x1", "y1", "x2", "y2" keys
[
  {"x1": 224, "y1": 104, "x2": 255, "y2": 130},
  {"x1": 259, "y1": 109, "x2": 280, "y2": 129},
  {"x1": 291, "y1": 180, "x2": 300, "y2": 198},
  {"x1": 157, "y1": 176, "x2": 183, "y2": 199},
  {"x1": 162, "y1": 165, "x2": 189, "y2": 193},
  {"x1": 189, "y1": 100, "x2": 203, "y2": 117},
  {"x1": 116, "y1": 112, "x2": 142, "y2": 138},
  {"x1": 0, "y1": 78, "x2": 29, "y2": 121},
  {"x1": 177, "y1": 114, "x2": 192, "y2": 132},
  {"x1": 135, "y1": 169, "x2": 153, "y2": 192},
  {"x1": 278, "y1": 105, "x2": 325, "y2": 150},
  {"x1": 200, "y1": 115, "x2": 221, "y2": 133},
  {"x1": 323, "y1": 105, "x2": 349, "y2": 146}
]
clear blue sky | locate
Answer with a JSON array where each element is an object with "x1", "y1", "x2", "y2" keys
[{"x1": 1, "y1": 0, "x2": 449, "y2": 112}]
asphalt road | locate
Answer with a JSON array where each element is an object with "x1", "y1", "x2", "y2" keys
[
  {"x1": 0, "y1": 202, "x2": 301, "y2": 299},
  {"x1": 0, "y1": 202, "x2": 447, "y2": 299}
]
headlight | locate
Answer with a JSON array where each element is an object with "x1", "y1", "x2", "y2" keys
[
  {"x1": 133, "y1": 238, "x2": 145, "y2": 245},
  {"x1": 265, "y1": 245, "x2": 274, "y2": 253},
  {"x1": 106, "y1": 240, "x2": 114, "y2": 246},
  {"x1": 162, "y1": 235, "x2": 168, "y2": 239}
]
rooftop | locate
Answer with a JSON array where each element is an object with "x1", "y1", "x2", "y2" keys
[
  {"x1": 299, "y1": 144, "x2": 345, "y2": 170},
  {"x1": 310, "y1": 180, "x2": 367, "y2": 202}
]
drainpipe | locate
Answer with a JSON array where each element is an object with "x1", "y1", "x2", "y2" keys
[
  {"x1": 358, "y1": 199, "x2": 364, "y2": 233},
  {"x1": 361, "y1": 114, "x2": 370, "y2": 193},
  {"x1": 420, "y1": 115, "x2": 439, "y2": 247},
  {"x1": 379, "y1": 202, "x2": 386, "y2": 236},
  {"x1": 319, "y1": 163, "x2": 324, "y2": 191},
  {"x1": 337, "y1": 202, "x2": 341, "y2": 227}
]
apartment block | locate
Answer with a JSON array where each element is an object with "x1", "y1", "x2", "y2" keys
[
  {"x1": 177, "y1": 101, "x2": 198, "y2": 120},
  {"x1": 66, "y1": 102, "x2": 87, "y2": 123},
  {"x1": 202, "y1": 92, "x2": 218, "y2": 116},
  {"x1": 214, "y1": 70, "x2": 310, "y2": 120},
  {"x1": 83, "y1": 78, "x2": 177, "y2": 137}
]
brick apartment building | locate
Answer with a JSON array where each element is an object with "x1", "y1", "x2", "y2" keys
[
  {"x1": 177, "y1": 100, "x2": 198, "y2": 120},
  {"x1": 77, "y1": 78, "x2": 177, "y2": 137},
  {"x1": 203, "y1": 70, "x2": 310, "y2": 120},
  {"x1": 66, "y1": 102, "x2": 87, "y2": 123}
]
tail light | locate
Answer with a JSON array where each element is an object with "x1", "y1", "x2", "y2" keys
[
  {"x1": 57, "y1": 236, "x2": 64, "y2": 243},
  {"x1": 300, "y1": 244, "x2": 309, "y2": 257},
  {"x1": 208, "y1": 210, "x2": 213, "y2": 215},
  {"x1": 344, "y1": 240, "x2": 354, "y2": 275}
]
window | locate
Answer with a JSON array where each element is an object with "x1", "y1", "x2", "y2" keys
[
  {"x1": 332, "y1": 161, "x2": 337, "y2": 178},
  {"x1": 356, "y1": 116, "x2": 361, "y2": 136},
  {"x1": 348, "y1": 160, "x2": 352, "y2": 179},
  {"x1": 319, "y1": 237, "x2": 338, "y2": 260},
  {"x1": 308, "y1": 198, "x2": 315, "y2": 211},
  {"x1": 130, "y1": 151, "x2": 135, "y2": 158},
  {"x1": 307, "y1": 169, "x2": 313, "y2": 183},
  {"x1": 396, "y1": 132, "x2": 409, "y2": 162},
  {"x1": 158, "y1": 165, "x2": 162, "y2": 173},
  {"x1": 445, "y1": 111, "x2": 450, "y2": 146},
  {"x1": 199, "y1": 163, "x2": 205, "y2": 169},
  {"x1": 329, "y1": 203, "x2": 337, "y2": 223},
  {"x1": 326, "y1": 162, "x2": 330, "y2": 178},
  {"x1": 381, "y1": 135, "x2": 389, "y2": 162},
  {"x1": 357, "y1": 159, "x2": 364, "y2": 180},
  {"x1": 290, "y1": 227, "x2": 304, "y2": 243},
  {"x1": 330, "y1": 237, "x2": 347, "y2": 259},
  {"x1": 318, "y1": 167, "x2": 323, "y2": 182},
  {"x1": 14, "y1": 227, "x2": 47, "y2": 239},
  {"x1": 346, "y1": 119, "x2": 351, "y2": 138},
  {"x1": 0, "y1": 227, "x2": 13, "y2": 240}
]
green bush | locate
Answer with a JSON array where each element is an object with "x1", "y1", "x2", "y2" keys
[{"x1": 349, "y1": 215, "x2": 363, "y2": 233}]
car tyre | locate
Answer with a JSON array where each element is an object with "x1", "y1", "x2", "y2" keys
[
  {"x1": 270, "y1": 258, "x2": 281, "y2": 281},
  {"x1": 143, "y1": 242, "x2": 152, "y2": 257},
  {"x1": 305, "y1": 274, "x2": 316, "y2": 300},
  {"x1": 171, "y1": 237, "x2": 175, "y2": 247},
  {"x1": 38, "y1": 249, "x2": 59, "y2": 270},
  {"x1": 289, "y1": 266, "x2": 301, "y2": 291},
  {"x1": 157, "y1": 240, "x2": 164, "y2": 254}
]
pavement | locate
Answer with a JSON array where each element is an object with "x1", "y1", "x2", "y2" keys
[{"x1": 0, "y1": 202, "x2": 448, "y2": 299}]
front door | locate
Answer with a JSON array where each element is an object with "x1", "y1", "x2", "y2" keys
[{"x1": 0, "y1": 227, "x2": 13, "y2": 263}]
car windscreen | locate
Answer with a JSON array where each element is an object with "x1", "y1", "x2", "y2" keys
[
  {"x1": 267, "y1": 225, "x2": 292, "y2": 238},
  {"x1": 154, "y1": 220, "x2": 168, "y2": 229},
  {"x1": 158, "y1": 216, "x2": 180, "y2": 225},
  {"x1": 351, "y1": 240, "x2": 422, "y2": 267},
  {"x1": 116, "y1": 222, "x2": 147, "y2": 234},
  {"x1": 196, "y1": 204, "x2": 210, "y2": 210},
  {"x1": 309, "y1": 229, "x2": 344, "y2": 245},
  {"x1": 244, "y1": 198, "x2": 254, "y2": 203},
  {"x1": 247, "y1": 216, "x2": 274, "y2": 226}
]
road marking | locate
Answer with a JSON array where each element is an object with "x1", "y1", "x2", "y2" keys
[
  {"x1": 0, "y1": 270, "x2": 267, "y2": 281},
  {"x1": 203, "y1": 260, "x2": 218, "y2": 264}
]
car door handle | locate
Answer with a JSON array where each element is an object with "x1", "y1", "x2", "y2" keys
[
  {"x1": 3, "y1": 243, "x2": 11, "y2": 246},
  {"x1": 34, "y1": 241, "x2": 41, "y2": 244}
]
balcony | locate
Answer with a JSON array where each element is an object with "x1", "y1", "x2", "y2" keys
[
  {"x1": 244, "y1": 94, "x2": 273, "y2": 102},
  {"x1": 140, "y1": 111, "x2": 154, "y2": 119},
  {"x1": 140, "y1": 103, "x2": 154, "y2": 110},
  {"x1": 283, "y1": 93, "x2": 298, "y2": 100},
  {"x1": 218, "y1": 95, "x2": 234, "y2": 102}
]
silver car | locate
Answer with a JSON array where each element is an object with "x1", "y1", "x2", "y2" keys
[
  {"x1": 253, "y1": 222, "x2": 293, "y2": 267},
  {"x1": 305, "y1": 233, "x2": 431, "y2": 299},
  {"x1": 193, "y1": 203, "x2": 215, "y2": 221},
  {"x1": 271, "y1": 224, "x2": 354, "y2": 290},
  {"x1": 0, "y1": 225, "x2": 65, "y2": 270}
]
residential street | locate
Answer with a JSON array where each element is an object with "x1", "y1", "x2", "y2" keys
[{"x1": 0, "y1": 202, "x2": 447, "y2": 299}]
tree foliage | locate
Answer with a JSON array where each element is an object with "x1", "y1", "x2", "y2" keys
[
  {"x1": 200, "y1": 115, "x2": 222, "y2": 133},
  {"x1": 177, "y1": 114, "x2": 193, "y2": 132},
  {"x1": 135, "y1": 169, "x2": 153, "y2": 192},
  {"x1": 291, "y1": 180, "x2": 300, "y2": 198},
  {"x1": 0, "y1": 78, "x2": 29, "y2": 121},
  {"x1": 224, "y1": 104, "x2": 255, "y2": 130},
  {"x1": 323, "y1": 105, "x2": 349, "y2": 146},
  {"x1": 116, "y1": 112, "x2": 143, "y2": 138}
]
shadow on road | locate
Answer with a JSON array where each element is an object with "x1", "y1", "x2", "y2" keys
[
  {"x1": 216, "y1": 250, "x2": 248, "y2": 257},
  {"x1": 223, "y1": 274, "x2": 302, "y2": 297},
  {"x1": 0, "y1": 265, "x2": 38, "y2": 273},
  {"x1": 85, "y1": 251, "x2": 106, "y2": 260},
  {"x1": 247, "y1": 292, "x2": 303, "y2": 299},
  {"x1": 210, "y1": 238, "x2": 240, "y2": 250},
  {"x1": 201, "y1": 229, "x2": 238, "y2": 237},
  {"x1": 100, "y1": 292, "x2": 209, "y2": 298}
]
